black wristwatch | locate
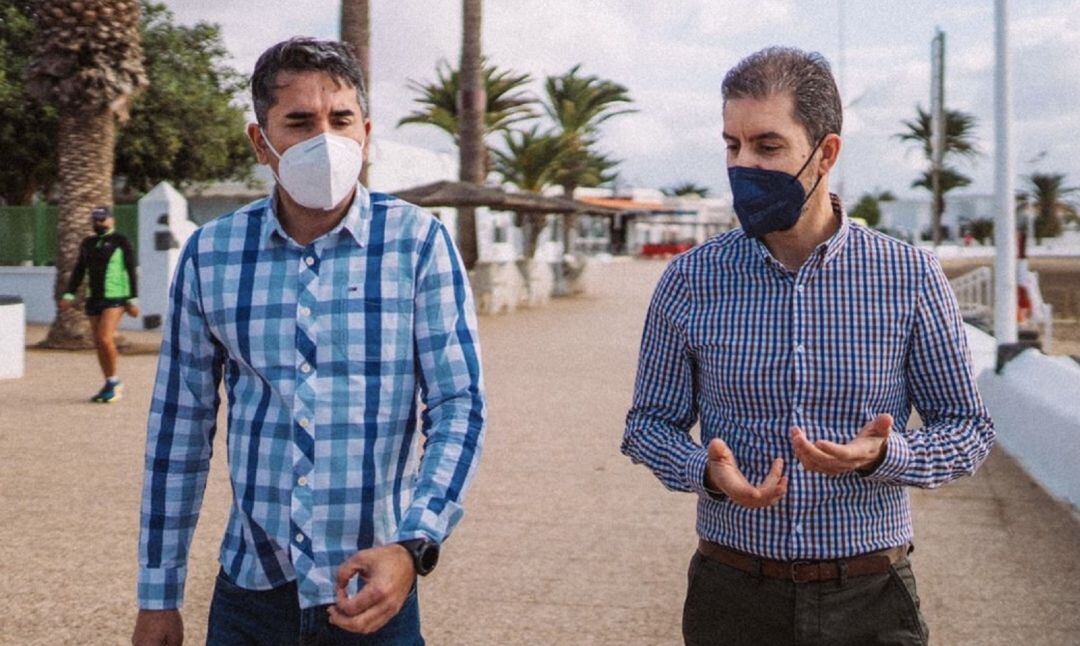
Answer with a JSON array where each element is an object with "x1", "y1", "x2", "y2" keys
[{"x1": 398, "y1": 538, "x2": 440, "y2": 576}]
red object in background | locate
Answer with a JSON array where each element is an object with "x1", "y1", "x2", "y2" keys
[
  {"x1": 1017, "y1": 285, "x2": 1032, "y2": 323},
  {"x1": 641, "y1": 242, "x2": 694, "y2": 257}
]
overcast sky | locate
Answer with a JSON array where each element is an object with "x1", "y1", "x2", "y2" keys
[{"x1": 162, "y1": 0, "x2": 1080, "y2": 201}]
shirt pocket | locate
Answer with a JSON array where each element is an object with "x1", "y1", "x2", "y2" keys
[{"x1": 330, "y1": 294, "x2": 412, "y2": 370}]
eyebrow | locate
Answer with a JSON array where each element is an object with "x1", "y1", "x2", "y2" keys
[
  {"x1": 284, "y1": 109, "x2": 357, "y2": 120},
  {"x1": 722, "y1": 131, "x2": 788, "y2": 143}
]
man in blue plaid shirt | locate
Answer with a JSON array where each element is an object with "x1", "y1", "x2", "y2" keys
[
  {"x1": 133, "y1": 38, "x2": 485, "y2": 646},
  {"x1": 623, "y1": 47, "x2": 994, "y2": 646}
]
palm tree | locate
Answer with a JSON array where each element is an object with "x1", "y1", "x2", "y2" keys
[
  {"x1": 896, "y1": 105, "x2": 979, "y2": 245},
  {"x1": 663, "y1": 182, "x2": 711, "y2": 198},
  {"x1": 490, "y1": 126, "x2": 565, "y2": 261},
  {"x1": 398, "y1": 61, "x2": 536, "y2": 145},
  {"x1": 456, "y1": 0, "x2": 484, "y2": 270},
  {"x1": 27, "y1": 0, "x2": 148, "y2": 348},
  {"x1": 340, "y1": 0, "x2": 371, "y2": 185},
  {"x1": 1022, "y1": 172, "x2": 1077, "y2": 241},
  {"x1": 543, "y1": 64, "x2": 634, "y2": 252}
]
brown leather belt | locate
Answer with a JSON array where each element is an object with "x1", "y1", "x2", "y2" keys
[{"x1": 697, "y1": 539, "x2": 908, "y2": 583}]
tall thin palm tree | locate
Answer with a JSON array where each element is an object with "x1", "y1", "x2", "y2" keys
[
  {"x1": 896, "y1": 105, "x2": 979, "y2": 244},
  {"x1": 398, "y1": 60, "x2": 535, "y2": 144},
  {"x1": 456, "y1": 0, "x2": 484, "y2": 270},
  {"x1": 340, "y1": 0, "x2": 371, "y2": 185},
  {"x1": 1023, "y1": 172, "x2": 1077, "y2": 240},
  {"x1": 27, "y1": 0, "x2": 148, "y2": 348},
  {"x1": 490, "y1": 125, "x2": 565, "y2": 261},
  {"x1": 543, "y1": 64, "x2": 634, "y2": 253}
]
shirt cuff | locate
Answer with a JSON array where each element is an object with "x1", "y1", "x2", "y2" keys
[
  {"x1": 861, "y1": 431, "x2": 912, "y2": 484},
  {"x1": 685, "y1": 448, "x2": 726, "y2": 501},
  {"x1": 137, "y1": 566, "x2": 187, "y2": 610}
]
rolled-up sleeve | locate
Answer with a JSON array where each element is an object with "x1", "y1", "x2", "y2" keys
[
  {"x1": 865, "y1": 256, "x2": 995, "y2": 488},
  {"x1": 622, "y1": 261, "x2": 713, "y2": 497}
]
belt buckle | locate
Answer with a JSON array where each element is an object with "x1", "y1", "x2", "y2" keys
[{"x1": 790, "y1": 560, "x2": 815, "y2": 583}]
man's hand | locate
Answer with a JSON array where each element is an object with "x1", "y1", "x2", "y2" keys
[
  {"x1": 791, "y1": 413, "x2": 893, "y2": 475},
  {"x1": 705, "y1": 438, "x2": 788, "y2": 508},
  {"x1": 125, "y1": 302, "x2": 141, "y2": 318},
  {"x1": 328, "y1": 543, "x2": 416, "y2": 634},
  {"x1": 131, "y1": 609, "x2": 183, "y2": 646}
]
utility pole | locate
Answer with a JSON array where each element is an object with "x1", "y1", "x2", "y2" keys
[
  {"x1": 994, "y1": 0, "x2": 1017, "y2": 344},
  {"x1": 930, "y1": 29, "x2": 946, "y2": 247}
]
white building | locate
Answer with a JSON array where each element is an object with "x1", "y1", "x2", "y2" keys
[{"x1": 879, "y1": 193, "x2": 997, "y2": 241}]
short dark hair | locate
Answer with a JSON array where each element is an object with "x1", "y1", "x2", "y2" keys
[
  {"x1": 722, "y1": 47, "x2": 842, "y2": 147},
  {"x1": 251, "y1": 37, "x2": 369, "y2": 126}
]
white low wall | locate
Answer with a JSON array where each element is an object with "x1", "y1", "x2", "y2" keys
[
  {"x1": 968, "y1": 324, "x2": 1080, "y2": 511},
  {"x1": 0, "y1": 298, "x2": 25, "y2": 379}
]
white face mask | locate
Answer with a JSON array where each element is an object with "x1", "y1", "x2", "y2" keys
[{"x1": 262, "y1": 130, "x2": 364, "y2": 211}]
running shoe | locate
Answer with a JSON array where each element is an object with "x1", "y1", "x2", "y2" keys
[{"x1": 91, "y1": 380, "x2": 123, "y2": 403}]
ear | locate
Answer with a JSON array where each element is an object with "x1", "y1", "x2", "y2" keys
[
  {"x1": 247, "y1": 123, "x2": 271, "y2": 165},
  {"x1": 817, "y1": 133, "x2": 842, "y2": 175},
  {"x1": 362, "y1": 119, "x2": 372, "y2": 163}
]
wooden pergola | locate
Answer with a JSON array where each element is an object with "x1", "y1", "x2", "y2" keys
[{"x1": 389, "y1": 180, "x2": 619, "y2": 216}]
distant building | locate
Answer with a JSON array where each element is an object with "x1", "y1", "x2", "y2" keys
[
  {"x1": 182, "y1": 138, "x2": 459, "y2": 224},
  {"x1": 879, "y1": 194, "x2": 997, "y2": 241}
]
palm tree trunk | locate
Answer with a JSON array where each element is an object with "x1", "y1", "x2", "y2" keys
[
  {"x1": 42, "y1": 108, "x2": 115, "y2": 349},
  {"x1": 340, "y1": 0, "x2": 371, "y2": 186},
  {"x1": 457, "y1": 0, "x2": 485, "y2": 270}
]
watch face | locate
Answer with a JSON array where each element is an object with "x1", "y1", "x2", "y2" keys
[{"x1": 419, "y1": 542, "x2": 439, "y2": 574}]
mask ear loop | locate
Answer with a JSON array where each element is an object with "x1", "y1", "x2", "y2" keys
[
  {"x1": 794, "y1": 136, "x2": 828, "y2": 208},
  {"x1": 259, "y1": 128, "x2": 288, "y2": 189}
]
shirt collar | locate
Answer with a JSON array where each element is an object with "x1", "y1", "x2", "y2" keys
[
  {"x1": 261, "y1": 182, "x2": 371, "y2": 250},
  {"x1": 751, "y1": 192, "x2": 851, "y2": 271}
]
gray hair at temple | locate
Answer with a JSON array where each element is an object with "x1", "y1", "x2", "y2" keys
[
  {"x1": 251, "y1": 37, "x2": 369, "y2": 126},
  {"x1": 721, "y1": 47, "x2": 842, "y2": 147}
]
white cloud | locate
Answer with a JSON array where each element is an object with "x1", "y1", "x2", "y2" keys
[{"x1": 157, "y1": 0, "x2": 1080, "y2": 199}]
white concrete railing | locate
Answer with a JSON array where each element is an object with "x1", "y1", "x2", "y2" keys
[
  {"x1": 950, "y1": 265, "x2": 1053, "y2": 352},
  {"x1": 951, "y1": 266, "x2": 993, "y2": 322},
  {"x1": 970, "y1": 331, "x2": 1080, "y2": 512}
]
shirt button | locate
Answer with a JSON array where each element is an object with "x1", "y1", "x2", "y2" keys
[
  {"x1": 300, "y1": 362, "x2": 312, "y2": 374},
  {"x1": 297, "y1": 476, "x2": 308, "y2": 487},
  {"x1": 298, "y1": 417, "x2": 310, "y2": 429},
  {"x1": 295, "y1": 533, "x2": 305, "y2": 543},
  {"x1": 794, "y1": 524, "x2": 803, "y2": 534},
  {"x1": 794, "y1": 405, "x2": 803, "y2": 415},
  {"x1": 299, "y1": 306, "x2": 311, "y2": 317},
  {"x1": 795, "y1": 343, "x2": 805, "y2": 354},
  {"x1": 795, "y1": 284, "x2": 805, "y2": 294},
  {"x1": 304, "y1": 256, "x2": 315, "y2": 267}
]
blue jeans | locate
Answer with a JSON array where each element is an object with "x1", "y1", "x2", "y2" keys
[{"x1": 206, "y1": 568, "x2": 424, "y2": 646}]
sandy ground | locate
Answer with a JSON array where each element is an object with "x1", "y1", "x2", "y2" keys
[{"x1": 2, "y1": 258, "x2": 1079, "y2": 645}]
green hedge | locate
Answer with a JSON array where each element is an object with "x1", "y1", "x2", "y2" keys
[{"x1": 0, "y1": 204, "x2": 138, "y2": 266}]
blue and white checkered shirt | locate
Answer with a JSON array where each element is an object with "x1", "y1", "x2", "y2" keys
[
  {"x1": 622, "y1": 196, "x2": 994, "y2": 560},
  {"x1": 138, "y1": 185, "x2": 485, "y2": 610}
]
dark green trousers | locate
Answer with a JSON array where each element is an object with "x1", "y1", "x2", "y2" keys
[{"x1": 682, "y1": 550, "x2": 929, "y2": 646}]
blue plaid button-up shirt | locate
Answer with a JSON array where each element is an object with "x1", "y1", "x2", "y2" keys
[
  {"x1": 138, "y1": 185, "x2": 485, "y2": 609},
  {"x1": 622, "y1": 196, "x2": 994, "y2": 560}
]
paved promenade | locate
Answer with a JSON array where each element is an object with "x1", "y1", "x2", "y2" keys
[{"x1": 1, "y1": 259, "x2": 1078, "y2": 644}]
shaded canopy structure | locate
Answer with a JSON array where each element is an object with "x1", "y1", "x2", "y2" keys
[{"x1": 389, "y1": 180, "x2": 619, "y2": 215}]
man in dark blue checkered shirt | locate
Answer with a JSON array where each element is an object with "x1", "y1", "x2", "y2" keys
[{"x1": 623, "y1": 47, "x2": 994, "y2": 646}]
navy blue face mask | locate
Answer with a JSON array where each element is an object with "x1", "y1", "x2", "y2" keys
[{"x1": 727, "y1": 139, "x2": 825, "y2": 238}]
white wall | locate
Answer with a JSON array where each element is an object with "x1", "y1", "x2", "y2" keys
[
  {"x1": 0, "y1": 267, "x2": 57, "y2": 324},
  {"x1": 966, "y1": 325, "x2": 1080, "y2": 511}
]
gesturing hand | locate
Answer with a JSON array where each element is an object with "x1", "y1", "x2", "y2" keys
[
  {"x1": 705, "y1": 438, "x2": 788, "y2": 508},
  {"x1": 328, "y1": 544, "x2": 416, "y2": 635},
  {"x1": 791, "y1": 413, "x2": 893, "y2": 476}
]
